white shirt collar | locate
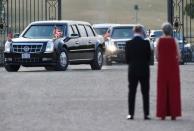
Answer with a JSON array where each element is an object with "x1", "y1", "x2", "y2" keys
[{"x1": 134, "y1": 33, "x2": 143, "y2": 38}]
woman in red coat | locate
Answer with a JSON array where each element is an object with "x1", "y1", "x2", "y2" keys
[{"x1": 156, "y1": 22, "x2": 182, "y2": 120}]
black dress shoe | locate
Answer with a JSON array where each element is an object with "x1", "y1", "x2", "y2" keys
[
  {"x1": 126, "y1": 115, "x2": 134, "y2": 120},
  {"x1": 144, "y1": 116, "x2": 151, "y2": 120},
  {"x1": 171, "y1": 116, "x2": 176, "y2": 120}
]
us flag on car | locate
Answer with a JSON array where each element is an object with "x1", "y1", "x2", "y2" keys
[
  {"x1": 53, "y1": 26, "x2": 62, "y2": 38},
  {"x1": 7, "y1": 32, "x2": 13, "y2": 41}
]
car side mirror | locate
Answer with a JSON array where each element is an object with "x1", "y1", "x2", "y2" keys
[
  {"x1": 14, "y1": 33, "x2": 20, "y2": 38},
  {"x1": 70, "y1": 33, "x2": 79, "y2": 38}
]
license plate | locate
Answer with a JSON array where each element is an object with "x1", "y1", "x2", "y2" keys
[{"x1": 22, "y1": 53, "x2": 30, "y2": 59}]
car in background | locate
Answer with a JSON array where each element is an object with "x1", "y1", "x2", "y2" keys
[
  {"x1": 173, "y1": 31, "x2": 193, "y2": 64},
  {"x1": 4, "y1": 20, "x2": 105, "y2": 72},
  {"x1": 93, "y1": 24, "x2": 110, "y2": 36},
  {"x1": 153, "y1": 31, "x2": 192, "y2": 64},
  {"x1": 181, "y1": 43, "x2": 192, "y2": 64},
  {"x1": 92, "y1": 24, "x2": 120, "y2": 40},
  {"x1": 104, "y1": 24, "x2": 154, "y2": 65},
  {"x1": 149, "y1": 30, "x2": 163, "y2": 43}
]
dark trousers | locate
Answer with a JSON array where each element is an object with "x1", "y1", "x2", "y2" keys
[{"x1": 128, "y1": 74, "x2": 150, "y2": 116}]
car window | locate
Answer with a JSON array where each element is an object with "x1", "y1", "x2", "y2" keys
[
  {"x1": 111, "y1": 27, "x2": 133, "y2": 39},
  {"x1": 77, "y1": 24, "x2": 87, "y2": 37},
  {"x1": 107, "y1": 28, "x2": 111, "y2": 34},
  {"x1": 85, "y1": 25, "x2": 95, "y2": 37},
  {"x1": 94, "y1": 27, "x2": 108, "y2": 36},
  {"x1": 69, "y1": 25, "x2": 74, "y2": 35},
  {"x1": 72, "y1": 25, "x2": 79, "y2": 35},
  {"x1": 23, "y1": 25, "x2": 66, "y2": 39},
  {"x1": 152, "y1": 31, "x2": 163, "y2": 37},
  {"x1": 173, "y1": 31, "x2": 183, "y2": 41},
  {"x1": 53, "y1": 26, "x2": 63, "y2": 38}
]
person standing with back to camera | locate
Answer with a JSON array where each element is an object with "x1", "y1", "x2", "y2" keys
[
  {"x1": 125, "y1": 25, "x2": 151, "y2": 120},
  {"x1": 156, "y1": 22, "x2": 182, "y2": 120}
]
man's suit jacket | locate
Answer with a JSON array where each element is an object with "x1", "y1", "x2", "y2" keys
[{"x1": 125, "y1": 36, "x2": 151, "y2": 77}]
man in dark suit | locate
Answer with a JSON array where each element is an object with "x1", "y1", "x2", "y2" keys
[{"x1": 125, "y1": 25, "x2": 151, "y2": 120}]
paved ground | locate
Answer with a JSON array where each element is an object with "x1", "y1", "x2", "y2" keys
[{"x1": 0, "y1": 64, "x2": 194, "y2": 131}]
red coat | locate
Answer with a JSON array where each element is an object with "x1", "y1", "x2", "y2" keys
[{"x1": 156, "y1": 37, "x2": 182, "y2": 117}]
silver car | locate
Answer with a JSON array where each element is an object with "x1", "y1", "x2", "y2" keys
[
  {"x1": 92, "y1": 23, "x2": 119, "y2": 37},
  {"x1": 104, "y1": 24, "x2": 153, "y2": 65}
]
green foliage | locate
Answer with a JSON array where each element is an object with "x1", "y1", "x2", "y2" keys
[{"x1": 185, "y1": 1, "x2": 194, "y2": 19}]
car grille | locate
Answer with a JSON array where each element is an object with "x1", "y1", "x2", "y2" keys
[
  {"x1": 116, "y1": 41, "x2": 126, "y2": 50},
  {"x1": 12, "y1": 43, "x2": 43, "y2": 53},
  {"x1": 13, "y1": 58, "x2": 40, "y2": 63}
]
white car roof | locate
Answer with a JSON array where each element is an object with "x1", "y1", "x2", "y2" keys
[
  {"x1": 150, "y1": 30, "x2": 162, "y2": 33},
  {"x1": 149, "y1": 30, "x2": 163, "y2": 36},
  {"x1": 110, "y1": 24, "x2": 142, "y2": 28},
  {"x1": 30, "y1": 20, "x2": 91, "y2": 25},
  {"x1": 92, "y1": 23, "x2": 120, "y2": 28}
]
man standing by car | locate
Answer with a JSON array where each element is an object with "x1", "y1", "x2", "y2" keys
[{"x1": 125, "y1": 25, "x2": 151, "y2": 120}]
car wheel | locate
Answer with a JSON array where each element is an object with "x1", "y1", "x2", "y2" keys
[
  {"x1": 91, "y1": 47, "x2": 103, "y2": 70},
  {"x1": 180, "y1": 58, "x2": 185, "y2": 65},
  {"x1": 4, "y1": 65, "x2": 20, "y2": 72},
  {"x1": 180, "y1": 61, "x2": 185, "y2": 65},
  {"x1": 45, "y1": 66, "x2": 55, "y2": 71},
  {"x1": 55, "y1": 49, "x2": 69, "y2": 71}
]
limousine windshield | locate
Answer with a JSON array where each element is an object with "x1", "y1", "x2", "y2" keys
[
  {"x1": 111, "y1": 27, "x2": 134, "y2": 39},
  {"x1": 23, "y1": 24, "x2": 66, "y2": 39}
]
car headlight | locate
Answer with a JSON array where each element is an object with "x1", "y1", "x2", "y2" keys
[
  {"x1": 106, "y1": 41, "x2": 117, "y2": 52},
  {"x1": 4, "y1": 41, "x2": 12, "y2": 52},
  {"x1": 45, "y1": 41, "x2": 54, "y2": 53}
]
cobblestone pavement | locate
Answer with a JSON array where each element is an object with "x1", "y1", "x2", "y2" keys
[{"x1": 0, "y1": 64, "x2": 194, "y2": 131}]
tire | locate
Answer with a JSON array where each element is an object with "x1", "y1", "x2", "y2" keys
[
  {"x1": 55, "y1": 49, "x2": 69, "y2": 71},
  {"x1": 91, "y1": 47, "x2": 103, "y2": 70},
  {"x1": 180, "y1": 61, "x2": 185, "y2": 65},
  {"x1": 188, "y1": 52, "x2": 192, "y2": 62},
  {"x1": 45, "y1": 66, "x2": 55, "y2": 71},
  {"x1": 180, "y1": 58, "x2": 185, "y2": 65},
  {"x1": 4, "y1": 65, "x2": 20, "y2": 72}
]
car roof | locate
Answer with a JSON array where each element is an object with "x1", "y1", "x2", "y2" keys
[
  {"x1": 92, "y1": 23, "x2": 120, "y2": 28},
  {"x1": 150, "y1": 30, "x2": 162, "y2": 33},
  {"x1": 109, "y1": 24, "x2": 147, "y2": 36},
  {"x1": 111, "y1": 24, "x2": 137, "y2": 28},
  {"x1": 30, "y1": 20, "x2": 91, "y2": 25}
]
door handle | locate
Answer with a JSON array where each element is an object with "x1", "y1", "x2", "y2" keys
[
  {"x1": 75, "y1": 41, "x2": 79, "y2": 44},
  {"x1": 88, "y1": 40, "x2": 92, "y2": 44}
]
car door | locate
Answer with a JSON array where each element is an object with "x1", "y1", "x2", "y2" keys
[
  {"x1": 76, "y1": 24, "x2": 89, "y2": 60},
  {"x1": 67, "y1": 24, "x2": 82, "y2": 61},
  {"x1": 84, "y1": 24, "x2": 96, "y2": 59}
]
